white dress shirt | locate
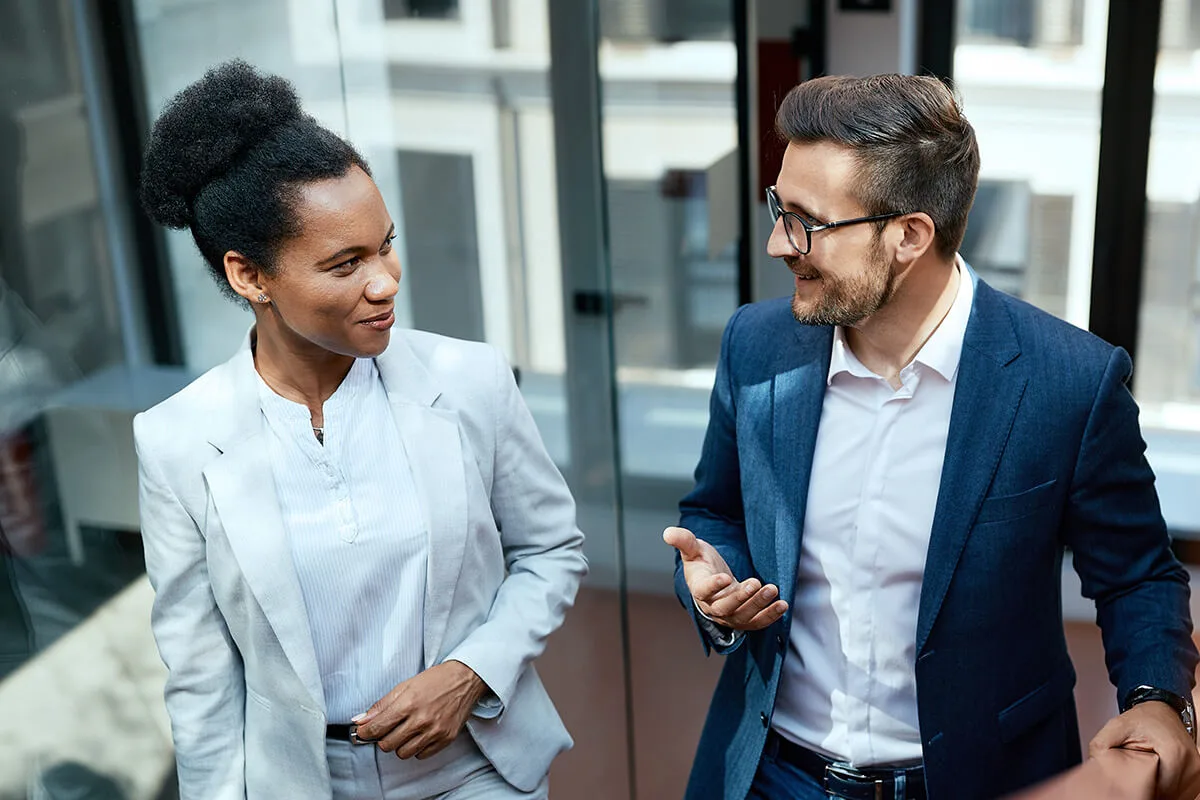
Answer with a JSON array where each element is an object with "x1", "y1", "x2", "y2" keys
[
  {"x1": 258, "y1": 357, "x2": 428, "y2": 724},
  {"x1": 771, "y1": 263, "x2": 974, "y2": 766}
]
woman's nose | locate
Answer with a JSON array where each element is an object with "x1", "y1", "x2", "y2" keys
[{"x1": 365, "y1": 269, "x2": 398, "y2": 300}]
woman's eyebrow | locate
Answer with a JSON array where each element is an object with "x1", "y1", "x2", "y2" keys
[{"x1": 316, "y1": 224, "x2": 397, "y2": 266}]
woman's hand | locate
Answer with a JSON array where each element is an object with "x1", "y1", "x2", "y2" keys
[{"x1": 353, "y1": 660, "x2": 489, "y2": 759}]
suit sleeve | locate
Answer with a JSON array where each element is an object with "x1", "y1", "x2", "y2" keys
[
  {"x1": 440, "y1": 349, "x2": 588, "y2": 715},
  {"x1": 135, "y1": 416, "x2": 247, "y2": 800},
  {"x1": 1063, "y1": 347, "x2": 1198, "y2": 703},
  {"x1": 676, "y1": 306, "x2": 755, "y2": 655}
]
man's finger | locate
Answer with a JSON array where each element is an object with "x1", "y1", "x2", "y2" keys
[
  {"x1": 706, "y1": 579, "x2": 765, "y2": 619},
  {"x1": 742, "y1": 600, "x2": 789, "y2": 631},
  {"x1": 663, "y1": 527, "x2": 704, "y2": 561},
  {"x1": 725, "y1": 583, "x2": 780, "y2": 626},
  {"x1": 1087, "y1": 718, "x2": 1125, "y2": 759},
  {"x1": 691, "y1": 571, "x2": 734, "y2": 603}
]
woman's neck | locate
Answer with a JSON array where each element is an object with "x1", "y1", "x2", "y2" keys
[{"x1": 252, "y1": 327, "x2": 355, "y2": 414}]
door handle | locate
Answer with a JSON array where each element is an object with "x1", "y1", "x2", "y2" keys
[{"x1": 572, "y1": 291, "x2": 650, "y2": 316}]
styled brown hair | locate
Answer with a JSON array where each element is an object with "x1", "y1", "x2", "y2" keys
[{"x1": 775, "y1": 74, "x2": 980, "y2": 259}]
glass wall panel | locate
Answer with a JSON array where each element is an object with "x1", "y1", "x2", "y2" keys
[
  {"x1": 1135, "y1": 0, "x2": 1200, "y2": 567},
  {"x1": 0, "y1": 0, "x2": 168, "y2": 796},
  {"x1": 953, "y1": 0, "x2": 1109, "y2": 325},
  {"x1": 597, "y1": 1, "x2": 738, "y2": 795},
  {"x1": 131, "y1": 0, "x2": 630, "y2": 795}
]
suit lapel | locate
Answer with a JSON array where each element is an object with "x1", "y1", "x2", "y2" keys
[
  {"x1": 376, "y1": 335, "x2": 469, "y2": 668},
  {"x1": 204, "y1": 437, "x2": 326, "y2": 709},
  {"x1": 202, "y1": 338, "x2": 325, "y2": 711},
  {"x1": 916, "y1": 280, "x2": 1026, "y2": 655},
  {"x1": 772, "y1": 326, "x2": 833, "y2": 603}
]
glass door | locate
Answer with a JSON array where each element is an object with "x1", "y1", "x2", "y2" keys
[{"x1": 596, "y1": 1, "x2": 742, "y2": 796}]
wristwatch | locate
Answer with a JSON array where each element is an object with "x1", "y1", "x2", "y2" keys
[{"x1": 1123, "y1": 685, "x2": 1197, "y2": 742}]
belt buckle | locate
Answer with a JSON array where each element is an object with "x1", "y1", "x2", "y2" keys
[
  {"x1": 348, "y1": 724, "x2": 378, "y2": 746},
  {"x1": 825, "y1": 763, "x2": 886, "y2": 800}
]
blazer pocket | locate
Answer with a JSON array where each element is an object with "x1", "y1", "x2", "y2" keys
[
  {"x1": 997, "y1": 666, "x2": 1076, "y2": 743},
  {"x1": 976, "y1": 479, "x2": 1058, "y2": 525},
  {"x1": 246, "y1": 685, "x2": 272, "y2": 711}
]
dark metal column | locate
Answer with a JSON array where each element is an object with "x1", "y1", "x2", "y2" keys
[{"x1": 1088, "y1": 0, "x2": 1163, "y2": 355}]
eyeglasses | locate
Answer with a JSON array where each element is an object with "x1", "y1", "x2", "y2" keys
[{"x1": 766, "y1": 185, "x2": 913, "y2": 255}]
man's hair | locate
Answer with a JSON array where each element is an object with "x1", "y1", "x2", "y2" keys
[{"x1": 775, "y1": 74, "x2": 980, "y2": 259}]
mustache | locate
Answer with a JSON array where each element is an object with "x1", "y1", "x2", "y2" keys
[{"x1": 787, "y1": 258, "x2": 820, "y2": 279}]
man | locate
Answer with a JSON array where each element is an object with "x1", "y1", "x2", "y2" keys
[{"x1": 665, "y1": 74, "x2": 1200, "y2": 800}]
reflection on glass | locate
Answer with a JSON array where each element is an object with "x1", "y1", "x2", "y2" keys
[
  {"x1": 599, "y1": 1, "x2": 738, "y2": 796},
  {"x1": 0, "y1": 1, "x2": 167, "y2": 796},
  {"x1": 953, "y1": 0, "x2": 1109, "y2": 328},
  {"x1": 1134, "y1": 0, "x2": 1200, "y2": 546}
]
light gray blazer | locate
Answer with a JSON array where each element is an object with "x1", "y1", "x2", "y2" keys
[{"x1": 134, "y1": 328, "x2": 587, "y2": 799}]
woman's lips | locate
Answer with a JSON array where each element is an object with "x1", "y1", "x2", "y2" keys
[{"x1": 360, "y1": 310, "x2": 395, "y2": 330}]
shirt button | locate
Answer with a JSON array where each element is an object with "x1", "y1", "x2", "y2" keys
[
  {"x1": 760, "y1": 712, "x2": 769, "y2": 728},
  {"x1": 776, "y1": 634, "x2": 785, "y2": 648}
]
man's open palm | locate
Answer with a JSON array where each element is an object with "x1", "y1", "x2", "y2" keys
[{"x1": 663, "y1": 526, "x2": 788, "y2": 631}]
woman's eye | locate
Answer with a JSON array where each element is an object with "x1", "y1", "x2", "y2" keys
[{"x1": 333, "y1": 257, "x2": 362, "y2": 272}]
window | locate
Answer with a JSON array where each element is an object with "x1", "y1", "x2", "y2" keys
[{"x1": 382, "y1": 0, "x2": 459, "y2": 21}]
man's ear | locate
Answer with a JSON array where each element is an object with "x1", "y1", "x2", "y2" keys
[{"x1": 893, "y1": 212, "x2": 937, "y2": 267}]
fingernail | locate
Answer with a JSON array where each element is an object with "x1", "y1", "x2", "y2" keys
[{"x1": 352, "y1": 712, "x2": 367, "y2": 723}]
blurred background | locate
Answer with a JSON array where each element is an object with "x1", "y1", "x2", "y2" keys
[{"x1": 0, "y1": 0, "x2": 1197, "y2": 797}]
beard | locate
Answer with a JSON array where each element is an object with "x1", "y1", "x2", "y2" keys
[{"x1": 790, "y1": 234, "x2": 895, "y2": 326}]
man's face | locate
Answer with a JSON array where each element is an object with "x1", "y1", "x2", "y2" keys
[{"x1": 768, "y1": 141, "x2": 896, "y2": 326}]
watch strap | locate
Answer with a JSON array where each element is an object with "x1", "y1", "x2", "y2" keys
[{"x1": 1123, "y1": 685, "x2": 1197, "y2": 742}]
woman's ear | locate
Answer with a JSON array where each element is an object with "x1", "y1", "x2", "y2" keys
[{"x1": 224, "y1": 252, "x2": 270, "y2": 305}]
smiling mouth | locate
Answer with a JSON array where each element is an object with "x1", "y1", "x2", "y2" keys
[{"x1": 359, "y1": 309, "x2": 395, "y2": 329}]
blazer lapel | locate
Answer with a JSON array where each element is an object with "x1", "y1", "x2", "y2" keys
[
  {"x1": 202, "y1": 340, "x2": 326, "y2": 711},
  {"x1": 916, "y1": 280, "x2": 1026, "y2": 655},
  {"x1": 376, "y1": 335, "x2": 469, "y2": 668},
  {"x1": 772, "y1": 326, "x2": 833, "y2": 603}
]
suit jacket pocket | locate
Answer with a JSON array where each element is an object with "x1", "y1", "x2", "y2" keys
[
  {"x1": 976, "y1": 479, "x2": 1058, "y2": 526},
  {"x1": 997, "y1": 666, "x2": 1075, "y2": 743}
]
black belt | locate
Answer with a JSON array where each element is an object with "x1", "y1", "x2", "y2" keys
[
  {"x1": 326, "y1": 723, "x2": 379, "y2": 746},
  {"x1": 768, "y1": 731, "x2": 926, "y2": 800}
]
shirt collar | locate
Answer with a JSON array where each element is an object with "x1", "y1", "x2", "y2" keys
[
  {"x1": 827, "y1": 255, "x2": 974, "y2": 385},
  {"x1": 256, "y1": 356, "x2": 379, "y2": 422}
]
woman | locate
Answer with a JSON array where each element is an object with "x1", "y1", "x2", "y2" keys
[{"x1": 135, "y1": 60, "x2": 586, "y2": 799}]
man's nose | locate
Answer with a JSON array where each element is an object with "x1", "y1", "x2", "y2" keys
[{"x1": 766, "y1": 217, "x2": 798, "y2": 259}]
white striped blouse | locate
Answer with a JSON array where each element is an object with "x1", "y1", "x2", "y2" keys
[{"x1": 257, "y1": 357, "x2": 428, "y2": 723}]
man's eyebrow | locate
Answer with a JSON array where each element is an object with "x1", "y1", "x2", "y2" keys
[{"x1": 778, "y1": 192, "x2": 823, "y2": 222}]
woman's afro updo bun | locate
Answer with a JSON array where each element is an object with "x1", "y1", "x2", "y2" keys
[
  {"x1": 140, "y1": 60, "x2": 302, "y2": 229},
  {"x1": 138, "y1": 60, "x2": 370, "y2": 300}
]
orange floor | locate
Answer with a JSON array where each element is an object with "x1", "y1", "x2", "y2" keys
[{"x1": 539, "y1": 586, "x2": 1174, "y2": 800}]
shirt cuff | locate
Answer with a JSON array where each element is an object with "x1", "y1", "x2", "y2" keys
[{"x1": 695, "y1": 601, "x2": 741, "y2": 648}]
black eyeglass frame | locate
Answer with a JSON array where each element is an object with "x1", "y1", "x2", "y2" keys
[{"x1": 766, "y1": 185, "x2": 916, "y2": 255}]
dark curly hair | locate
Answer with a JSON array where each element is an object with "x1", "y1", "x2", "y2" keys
[
  {"x1": 140, "y1": 60, "x2": 371, "y2": 301},
  {"x1": 776, "y1": 74, "x2": 980, "y2": 260}
]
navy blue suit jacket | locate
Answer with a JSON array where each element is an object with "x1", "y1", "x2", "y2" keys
[{"x1": 675, "y1": 276, "x2": 1198, "y2": 800}]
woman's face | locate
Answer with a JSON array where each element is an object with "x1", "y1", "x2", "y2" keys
[{"x1": 254, "y1": 165, "x2": 401, "y2": 359}]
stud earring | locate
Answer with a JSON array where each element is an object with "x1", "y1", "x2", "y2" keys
[{"x1": 257, "y1": 293, "x2": 269, "y2": 303}]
